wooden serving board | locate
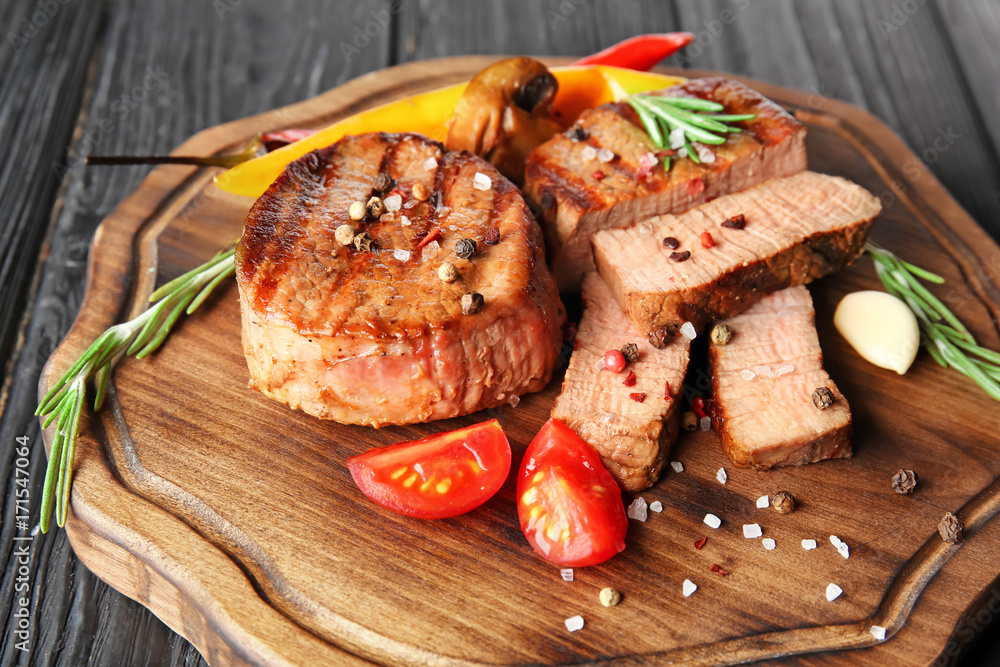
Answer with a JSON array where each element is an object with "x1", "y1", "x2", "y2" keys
[{"x1": 41, "y1": 57, "x2": 1000, "y2": 666}]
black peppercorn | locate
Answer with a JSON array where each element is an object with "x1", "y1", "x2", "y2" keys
[
  {"x1": 455, "y1": 238, "x2": 477, "y2": 260},
  {"x1": 462, "y1": 291, "x2": 485, "y2": 315},
  {"x1": 648, "y1": 327, "x2": 670, "y2": 349},
  {"x1": 620, "y1": 342, "x2": 639, "y2": 363},
  {"x1": 483, "y1": 226, "x2": 500, "y2": 246},
  {"x1": 567, "y1": 125, "x2": 589, "y2": 141},
  {"x1": 812, "y1": 387, "x2": 835, "y2": 409},
  {"x1": 892, "y1": 469, "x2": 918, "y2": 495},
  {"x1": 938, "y1": 512, "x2": 964, "y2": 543},
  {"x1": 721, "y1": 213, "x2": 747, "y2": 230},
  {"x1": 662, "y1": 236, "x2": 680, "y2": 249},
  {"x1": 353, "y1": 232, "x2": 375, "y2": 252},
  {"x1": 373, "y1": 173, "x2": 394, "y2": 193},
  {"x1": 669, "y1": 250, "x2": 691, "y2": 263}
]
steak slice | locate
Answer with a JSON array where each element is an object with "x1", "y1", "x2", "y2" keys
[
  {"x1": 709, "y1": 286, "x2": 851, "y2": 467},
  {"x1": 593, "y1": 171, "x2": 881, "y2": 339},
  {"x1": 236, "y1": 132, "x2": 565, "y2": 427},
  {"x1": 551, "y1": 273, "x2": 690, "y2": 491},
  {"x1": 524, "y1": 77, "x2": 807, "y2": 292}
]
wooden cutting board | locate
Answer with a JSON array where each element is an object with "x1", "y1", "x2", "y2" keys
[{"x1": 40, "y1": 57, "x2": 1000, "y2": 666}]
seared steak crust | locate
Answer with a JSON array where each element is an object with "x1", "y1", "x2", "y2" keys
[
  {"x1": 237, "y1": 132, "x2": 564, "y2": 426},
  {"x1": 524, "y1": 77, "x2": 807, "y2": 292}
]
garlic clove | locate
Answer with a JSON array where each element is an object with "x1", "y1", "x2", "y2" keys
[{"x1": 834, "y1": 290, "x2": 919, "y2": 375}]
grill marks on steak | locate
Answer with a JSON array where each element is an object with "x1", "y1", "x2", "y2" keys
[
  {"x1": 709, "y1": 286, "x2": 852, "y2": 468},
  {"x1": 524, "y1": 77, "x2": 807, "y2": 292},
  {"x1": 237, "y1": 132, "x2": 564, "y2": 426},
  {"x1": 552, "y1": 273, "x2": 690, "y2": 491},
  {"x1": 593, "y1": 171, "x2": 881, "y2": 338}
]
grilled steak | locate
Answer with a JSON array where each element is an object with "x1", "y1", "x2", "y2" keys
[
  {"x1": 709, "y1": 286, "x2": 851, "y2": 467},
  {"x1": 524, "y1": 77, "x2": 807, "y2": 292},
  {"x1": 593, "y1": 171, "x2": 881, "y2": 338},
  {"x1": 236, "y1": 132, "x2": 565, "y2": 427},
  {"x1": 551, "y1": 273, "x2": 690, "y2": 491}
]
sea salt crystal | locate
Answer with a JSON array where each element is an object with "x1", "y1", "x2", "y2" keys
[
  {"x1": 383, "y1": 194, "x2": 402, "y2": 212},
  {"x1": 508, "y1": 395, "x2": 520, "y2": 407},
  {"x1": 597, "y1": 147, "x2": 615, "y2": 163},
  {"x1": 565, "y1": 615, "x2": 584, "y2": 632},
  {"x1": 682, "y1": 579, "x2": 698, "y2": 597},
  {"x1": 676, "y1": 146, "x2": 689, "y2": 158},
  {"x1": 716, "y1": 467, "x2": 727, "y2": 484},
  {"x1": 561, "y1": 568, "x2": 574, "y2": 582},
  {"x1": 870, "y1": 625, "x2": 887, "y2": 641},
  {"x1": 393, "y1": 249, "x2": 411, "y2": 262},
  {"x1": 762, "y1": 538, "x2": 776, "y2": 551},
  {"x1": 756, "y1": 495, "x2": 770, "y2": 509},
  {"x1": 704, "y1": 513, "x2": 722, "y2": 529},
  {"x1": 752, "y1": 365, "x2": 772, "y2": 378},
  {"x1": 420, "y1": 239, "x2": 440, "y2": 261},
  {"x1": 826, "y1": 583, "x2": 843, "y2": 601},
  {"x1": 637, "y1": 222, "x2": 654, "y2": 235},
  {"x1": 743, "y1": 523, "x2": 763, "y2": 539},
  {"x1": 594, "y1": 358, "x2": 607, "y2": 371},
  {"x1": 680, "y1": 321, "x2": 697, "y2": 340},
  {"x1": 669, "y1": 127, "x2": 686, "y2": 150},
  {"x1": 473, "y1": 172, "x2": 492, "y2": 190},
  {"x1": 581, "y1": 145, "x2": 598, "y2": 161},
  {"x1": 403, "y1": 198, "x2": 419, "y2": 209},
  {"x1": 830, "y1": 535, "x2": 850, "y2": 559},
  {"x1": 400, "y1": 214, "x2": 412, "y2": 227},
  {"x1": 740, "y1": 369, "x2": 756, "y2": 381},
  {"x1": 694, "y1": 143, "x2": 716, "y2": 164},
  {"x1": 423, "y1": 156, "x2": 438, "y2": 170},
  {"x1": 774, "y1": 364, "x2": 795, "y2": 377},
  {"x1": 627, "y1": 497, "x2": 648, "y2": 522},
  {"x1": 670, "y1": 461, "x2": 684, "y2": 473},
  {"x1": 700, "y1": 416, "x2": 712, "y2": 432},
  {"x1": 649, "y1": 501, "x2": 663, "y2": 513},
  {"x1": 802, "y1": 539, "x2": 818, "y2": 551}
]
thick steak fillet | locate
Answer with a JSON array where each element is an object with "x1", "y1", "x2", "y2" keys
[
  {"x1": 552, "y1": 273, "x2": 690, "y2": 491},
  {"x1": 709, "y1": 286, "x2": 851, "y2": 467},
  {"x1": 593, "y1": 171, "x2": 881, "y2": 339},
  {"x1": 236, "y1": 132, "x2": 565, "y2": 427},
  {"x1": 524, "y1": 77, "x2": 807, "y2": 292}
]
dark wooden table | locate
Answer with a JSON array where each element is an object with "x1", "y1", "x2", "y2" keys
[{"x1": 2, "y1": 1, "x2": 999, "y2": 664}]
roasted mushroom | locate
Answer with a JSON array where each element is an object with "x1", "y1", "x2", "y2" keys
[{"x1": 446, "y1": 57, "x2": 562, "y2": 185}]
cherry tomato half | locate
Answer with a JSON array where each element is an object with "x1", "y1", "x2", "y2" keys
[
  {"x1": 517, "y1": 418, "x2": 627, "y2": 566},
  {"x1": 346, "y1": 420, "x2": 511, "y2": 519}
]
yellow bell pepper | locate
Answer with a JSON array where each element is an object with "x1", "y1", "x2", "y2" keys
[{"x1": 215, "y1": 65, "x2": 685, "y2": 199}]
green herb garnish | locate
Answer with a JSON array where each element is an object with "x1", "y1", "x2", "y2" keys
[
  {"x1": 35, "y1": 246, "x2": 237, "y2": 531},
  {"x1": 866, "y1": 242, "x2": 1000, "y2": 400}
]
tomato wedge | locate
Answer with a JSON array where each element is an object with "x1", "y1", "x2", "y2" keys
[
  {"x1": 346, "y1": 420, "x2": 511, "y2": 519},
  {"x1": 517, "y1": 418, "x2": 627, "y2": 566}
]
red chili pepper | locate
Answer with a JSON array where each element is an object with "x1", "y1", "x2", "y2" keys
[
  {"x1": 692, "y1": 397, "x2": 706, "y2": 419},
  {"x1": 629, "y1": 392, "x2": 646, "y2": 403},
  {"x1": 416, "y1": 227, "x2": 442, "y2": 249},
  {"x1": 623, "y1": 371, "x2": 637, "y2": 387},
  {"x1": 701, "y1": 231, "x2": 716, "y2": 249},
  {"x1": 571, "y1": 33, "x2": 695, "y2": 71},
  {"x1": 261, "y1": 129, "x2": 317, "y2": 152},
  {"x1": 686, "y1": 177, "x2": 706, "y2": 198},
  {"x1": 664, "y1": 381, "x2": 673, "y2": 401},
  {"x1": 694, "y1": 536, "x2": 708, "y2": 550},
  {"x1": 592, "y1": 170, "x2": 606, "y2": 180},
  {"x1": 711, "y1": 564, "x2": 729, "y2": 576}
]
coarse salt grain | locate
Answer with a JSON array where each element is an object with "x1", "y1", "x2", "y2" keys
[
  {"x1": 716, "y1": 468, "x2": 728, "y2": 484},
  {"x1": 826, "y1": 583, "x2": 843, "y2": 601},
  {"x1": 752, "y1": 365, "x2": 772, "y2": 377},
  {"x1": 870, "y1": 625, "x2": 887, "y2": 641},
  {"x1": 420, "y1": 239, "x2": 440, "y2": 261},
  {"x1": 774, "y1": 364, "x2": 795, "y2": 377},
  {"x1": 560, "y1": 568, "x2": 574, "y2": 582},
  {"x1": 383, "y1": 194, "x2": 402, "y2": 212},
  {"x1": 594, "y1": 358, "x2": 607, "y2": 371},
  {"x1": 508, "y1": 395, "x2": 520, "y2": 407},
  {"x1": 704, "y1": 513, "x2": 722, "y2": 529},
  {"x1": 597, "y1": 147, "x2": 615, "y2": 163},
  {"x1": 473, "y1": 172, "x2": 492, "y2": 190},
  {"x1": 743, "y1": 523, "x2": 763, "y2": 539},
  {"x1": 669, "y1": 127, "x2": 686, "y2": 150},
  {"x1": 423, "y1": 156, "x2": 438, "y2": 170},
  {"x1": 581, "y1": 145, "x2": 598, "y2": 161},
  {"x1": 627, "y1": 497, "x2": 648, "y2": 522},
  {"x1": 677, "y1": 146, "x2": 688, "y2": 158},
  {"x1": 830, "y1": 535, "x2": 850, "y2": 559},
  {"x1": 762, "y1": 538, "x2": 776, "y2": 550},
  {"x1": 694, "y1": 142, "x2": 716, "y2": 164},
  {"x1": 393, "y1": 249, "x2": 411, "y2": 262},
  {"x1": 400, "y1": 214, "x2": 412, "y2": 227},
  {"x1": 802, "y1": 539, "x2": 818, "y2": 551},
  {"x1": 649, "y1": 501, "x2": 663, "y2": 513},
  {"x1": 670, "y1": 461, "x2": 684, "y2": 473},
  {"x1": 700, "y1": 416, "x2": 712, "y2": 432},
  {"x1": 680, "y1": 321, "x2": 697, "y2": 340},
  {"x1": 637, "y1": 222, "x2": 654, "y2": 235},
  {"x1": 682, "y1": 579, "x2": 697, "y2": 597},
  {"x1": 740, "y1": 369, "x2": 756, "y2": 381},
  {"x1": 756, "y1": 495, "x2": 770, "y2": 509},
  {"x1": 565, "y1": 615, "x2": 584, "y2": 632}
]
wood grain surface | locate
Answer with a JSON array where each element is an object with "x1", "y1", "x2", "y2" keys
[
  {"x1": 5, "y1": 2, "x2": 1000, "y2": 666},
  {"x1": 34, "y1": 56, "x2": 1000, "y2": 666}
]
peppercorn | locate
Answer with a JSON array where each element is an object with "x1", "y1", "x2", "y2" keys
[
  {"x1": 771, "y1": 491, "x2": 795, "y2": 514},
  {"x1": 669, "y1": 250, "x2": 691, "y2": 263},
  {"x1": 568, "y1": 125, "x2": 589, "y2": 141},
  {"x1": 599, "y1": 587, "x2": 621, "y2": 607},
  {"x1": 373, "y1": 173, "x2": 394, "y2": 193},
  {"x1": 455, "y1": 238, "x2": 477, "y2": 260},
  {"x1": 438, "y1": 262, "x2": 458, "y2": 283},
  {"x1": 483, "y1": 226, "x2": 500, "y2": 246},
  {"x1": 812, "y1": 387, "x2": 835, "y2": 409},
  {"x1": 462, "y1": 291, "x2": 485, "y2": 315},
  {"x1": 349, "y1": 201, "x2": 366, "y2": 221},
  {"x1": 335, "y1": 224, "x2": 357, "y2": 246},
  {"x1": 938, "y1": 512, "x2": 964, "y2": 543},
  {"x1": 366, "y1": 196, "x2": 386, "y2": 218},
  {"x1": 603, "y1": 349, "x2": 626, "y2": 373},
  {"x1": 592, "y1": 170, "x2": 605, "y2": 180},
  {"x1": 892, "y1": 469, "x2": 918, "y2": 495},
  {"x1": 681, "y1": 411, "x2": 698, "y2": 431},
  {"x1": 412, "y1": 182, "x2": 430, "y2": 201},
  {"x1": 620, "y1": 342, "x2": 639, "y2": 363},
  {"x1": 648, "y1": 327, "x2": 670, "y2": 349},
  {"x1": 721, "y1": 213, "x2": 746, "y2": 230},
  {"x1": 353, "y1": 231, "x2": 374, "y2": 252},
  {"x1": 662, "y1": 236, "x2": 680, "y2": 249},
  {"x1": 710, "y1": 323, "x2": 732, "y2": 346}
]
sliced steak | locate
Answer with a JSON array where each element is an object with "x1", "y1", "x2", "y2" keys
[
  {"x1": 524, "y1": 77, "x2": 807, "y2": 292},
  {"x1": 551, "y1": 273, "x2": 690, "y2": 491},
  {"x1": 709, "y1": 286, "x2": 851, "y2": 467},
  {"x1": 593, "y1": 170, "x2": 881, "y2": 339},
  {"x1": 236, "y1": 132, "x2": 565, "y2": 427}
]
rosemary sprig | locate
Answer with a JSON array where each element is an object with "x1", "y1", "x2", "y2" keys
[
  {"x1": 865, "y1": 242, "x2": 1000, "y2": 401},
  {"x1": 628, "y1": 93, "x2": 755, "y2": 168},
  {"x1": 35, "y1": 245, "x2": 237, "y2": 531}
]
